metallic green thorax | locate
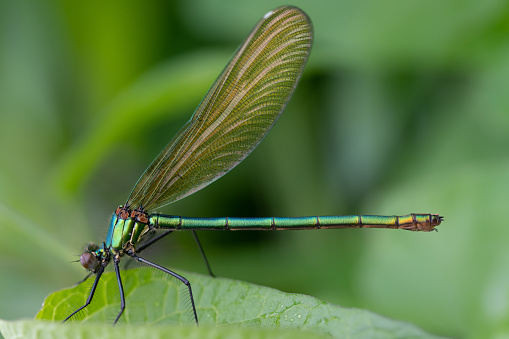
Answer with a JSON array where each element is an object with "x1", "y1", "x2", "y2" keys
[{"x1": 105, "y1": 206, "x2": 151, "y2": 254}]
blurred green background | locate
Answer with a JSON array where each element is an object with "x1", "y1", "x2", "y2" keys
[{"x1": 1, "y1": 0, "x2": 508, "y2": 338}]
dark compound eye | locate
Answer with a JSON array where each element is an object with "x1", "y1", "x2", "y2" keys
[
  {"x1": 80, "y1": 252, "x2": 100, "y2": 272},
  {"x1": 85, "y1": 242, "x2": 99, "y2": 252}
]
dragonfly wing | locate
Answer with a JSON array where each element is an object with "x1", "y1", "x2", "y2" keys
[{"x1": 127, "y1": 6, "x2": 313, "y2": 211}]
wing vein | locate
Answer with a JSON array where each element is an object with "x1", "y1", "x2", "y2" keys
[{"x1": 126, "y1": 6, "x2": 313, "y2": 211}]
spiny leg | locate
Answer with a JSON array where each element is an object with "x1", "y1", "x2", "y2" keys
[
  {"x1": 136, "y1": 229, "x2": 214, "y2": 277},
  {"x1": 63, "y1": 266, "x2": 104, "y2": 323},
  {"x1": 129, "y1": 253, "x2": 198, "y2": 325},
  {"x1": 113, "y1": 258, "x2": 125, "y2": 325},
  {"x1": 123, "y1": 230, "x2": 174, "y2": 270},
  {"x1": 192, "y1": 230, "x2": 215, "y2": 277}
]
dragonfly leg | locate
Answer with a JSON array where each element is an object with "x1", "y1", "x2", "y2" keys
[
  {"x1": 63, "y1": 266, "x2": 104, "y2": 323},
  {"x1": 192, "y1": 231, "x2": 215, "y2": 277},
  {"x1": 113, "y1": 258, "x2": 125, "y2": 325},
  {"x1": 136, "y1": 229, "x2": 215, "y2": 277},
  {"x1": 129, "y1": 253, "x2": 198, "y2": 325},
  {"x1": 123, "y1": 230, "x2": 174, "y2": 270}
]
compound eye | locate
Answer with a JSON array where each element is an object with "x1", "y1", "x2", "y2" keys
[
  {"x1": 80, "y1": 252, "x2": 100, "y2": 272},
  {"x1": 85, "y1": 242, "x2": 99, "y2": 252}
]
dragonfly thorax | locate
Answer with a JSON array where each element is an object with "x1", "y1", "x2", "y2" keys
[
  {"x1": 80, "y1": 206, "x2": 152, "y2": 274},
  {"x1": 104, "y1": 205, "x2": 151, "y2": 255}
]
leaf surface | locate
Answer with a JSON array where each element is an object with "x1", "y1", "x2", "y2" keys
[{"x1": 28, "y1": 269, "x2": 447, "y2": 339}]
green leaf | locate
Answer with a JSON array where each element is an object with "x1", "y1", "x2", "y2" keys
[{"x1": 28, "y1": 268, "x2": 446, "y2": 339}]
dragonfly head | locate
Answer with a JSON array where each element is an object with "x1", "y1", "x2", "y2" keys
[{"x1": 80, "y1": 242, "x2": 108, "y2": 273}]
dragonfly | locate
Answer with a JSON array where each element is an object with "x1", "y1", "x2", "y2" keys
[{"x1": 64, "y1": 6, "x2": 442, "y2": 325}]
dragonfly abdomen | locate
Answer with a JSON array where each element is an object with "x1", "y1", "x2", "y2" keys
[{"x1": 150, "y1": 213, "x2": 442, "y2": 232}]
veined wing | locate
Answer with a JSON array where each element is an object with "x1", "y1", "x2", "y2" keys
[{"x1": 127, "y1": 6, "x2": 313, "y2": 211}]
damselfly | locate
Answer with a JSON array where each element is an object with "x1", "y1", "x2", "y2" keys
[{"x1": 64, "y1": 6, "x2": 442, "y2": 325}]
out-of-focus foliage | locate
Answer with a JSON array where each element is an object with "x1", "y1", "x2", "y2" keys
[{"x1": 0, "y1": 0, "x2": 508, "y2": 338}]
